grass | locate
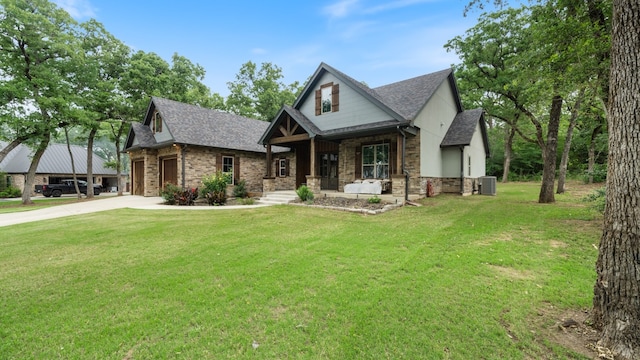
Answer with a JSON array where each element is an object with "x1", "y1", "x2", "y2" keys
[
  {"x1": 0, "y1": 182, "x2": 602, "y2": 359},
  {"x1": 0, "y1": 197, "x2": 84, "y2": 214}
]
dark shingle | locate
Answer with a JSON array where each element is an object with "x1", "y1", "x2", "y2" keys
[
  {"x1": 374, "y1": 69, "x2": 454, "y2": 120},
  {"x1": 440, "y1": 108, "x2": 484, "y2": 147},
  {"x1": 136, "y1": 97, "x2": 286, "y2": 153}
]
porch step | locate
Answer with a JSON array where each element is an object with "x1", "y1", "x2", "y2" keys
[{"x1": 258, "y1": 191, "x2": 299, "y2": 205}]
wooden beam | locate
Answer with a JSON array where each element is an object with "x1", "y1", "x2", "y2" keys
[
  {"x1": 396, "y1": 133, "x2": 403, "y2": 175},
  {"x1": 266, "y1": 144, "x2": 272, "y2": 177},
  {"x1": 310, "y1": 137, "x2": 316, "y2": 177},
  {"x1": 269, "y1": 133, "x2": 310, "y2": 144}
]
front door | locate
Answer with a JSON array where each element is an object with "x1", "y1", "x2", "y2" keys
[
  {"x1": 319, "y1": 153, "x2": 338, "y2": 190},
  {"x1": 133, "y1": 160, "x2": 144, "y2": 195}
]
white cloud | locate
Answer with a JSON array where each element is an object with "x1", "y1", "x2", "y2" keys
[
  {"x1": 323, "y1": 0, "x2": 360, "y2": 19},
  {"x1": 52, "y1": 0, "x2": 96, "y2": 19},
  {"x1": 363, "y1": 0, "x2": 436, "y2": 14},
  {"x1": 251, "y1": 48, "x2": 268, "y2": 55}
]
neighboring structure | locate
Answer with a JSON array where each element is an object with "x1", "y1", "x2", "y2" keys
[
  {"x1": 123, "y1": 97, "x2": 290, "y2": 197},
  {"x1": 259, "y1": 62, "x2": 490, "y2": 199},
  {"x1": 0, "y1": 141, "x2": 122, "y2": 193}
]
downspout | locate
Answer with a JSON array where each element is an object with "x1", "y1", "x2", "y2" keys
[
  {"x1": 181, "y1": 144, "x2": 188, "y2": 190},
  {"x1": 398, "y1": 127, "x2": 408, "y2": 202},
  {"x1": 459, "y1": 146, "x2": 464, "y2": 195}
]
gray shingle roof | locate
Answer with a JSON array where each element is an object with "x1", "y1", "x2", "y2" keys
[
  {"x1": 440, "y1": 108, "x2": 486, "y2": 149},
  {"x1": 294, "y1": 63, "x2": 459, "y2": 122},
  {"x1": 374, "y1": 68, "x2": 456, "y2": 120},
  {"x1": 127, "y1": 97, "x2": 286, "y2": 153},
  {"x1": 0, "y1": 141, "x2": 118, "y2": 175}
]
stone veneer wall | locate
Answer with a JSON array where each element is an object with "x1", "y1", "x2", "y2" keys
[
  {"x1": 130, "y1": 145, "x2": 291, "y2": 197},
  {"x1": 338, "y1": 132, "x2": 421, "y2": 195},
  {"x1": 272, "y1": 153, "x2": 296, "y2": 191}
]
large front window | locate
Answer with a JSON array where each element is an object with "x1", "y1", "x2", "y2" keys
[{"x1": 362, "y1": 144, "x2": 389, "y2": 179}]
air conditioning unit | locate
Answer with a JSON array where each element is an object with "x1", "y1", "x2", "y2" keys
[{"x1": 479, "y1": 176, "x2": 497, "y2": 195}]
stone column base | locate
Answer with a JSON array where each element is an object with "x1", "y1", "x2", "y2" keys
[
  {"x1": 306, "y1": 175, "x2": 321, "y2": 194},
  {"x1": 263, "y1": 177, "x2": 275, "y2": 194},
  {"x1": 392, "y1": 174, "x2": 406, "y2": 199}
]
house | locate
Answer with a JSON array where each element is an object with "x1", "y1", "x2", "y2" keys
[
  {"x1": 123, "y1": 97, "x2": 290, "y2": 197},
  {"x1": 0, "y1": 141, "x2": 123, "y2": 193},
  {"x1": 258, "y1": 62, "x2": 490, "y2": 199}
]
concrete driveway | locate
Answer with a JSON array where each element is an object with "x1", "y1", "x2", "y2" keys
[{"x1": 0, "y1": 194, "x2": 270, "y2": 227}]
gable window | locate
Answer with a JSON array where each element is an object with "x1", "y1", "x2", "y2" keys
[
  {"x1": 222, "y1": 156, "x2": 234, "y2": 184},
  {"x1": 153, "y1": 111, "x2": 163, "y2": 133},
  {"x1": 315, "y1": 83, "x2": 340, "y2": 115},
  {"x1": 362, "y1": 144, "x2": 389, "y2": 179},
  {"x1": 321, "y1": 86, "x2": 332, "y2": 113}
]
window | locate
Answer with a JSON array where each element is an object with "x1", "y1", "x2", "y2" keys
[
  {"x1": 153, "y1": 112, "x2": 163, "y2": 133},
  {"x1": 315, "y1": 83, "x2": 339, "y2": 115},
  {"x1": 362, "y1": 144, "x2": 389, "y2": 179},
  {"x1": 222, "y1": 156, "x2": 234, "y2": 184},
  {"x1": 278, "y1": 158, "x2": 288, "y2": 177},
  {"x1": 321, "y1": 86, "x2": 332, "y2": 113},
  {"x1": 468, "y1": 155, "x2": 472, "y2": 176}
]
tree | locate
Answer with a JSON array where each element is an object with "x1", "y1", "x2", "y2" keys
[
  {"x1": 226, "y1": 61, "x2": 303, "y2": 121},
  {"x1": 0, "y1": 0, "x2": 83, "y2": 205},
  {"x1": 592, "y1": 1, "x2": 640, "y2": 358}
]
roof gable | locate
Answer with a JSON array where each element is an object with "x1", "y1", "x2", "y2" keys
[
  {"x1": 125, "y1": 97, "x2": 287, "y2": 154},
  {"x1": 440, "y1": 108, "x2": 490, "y2": 156}
]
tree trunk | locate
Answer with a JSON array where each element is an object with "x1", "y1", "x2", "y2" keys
[
  {"x1": 557, "y1": 92, "x2": 583, "y2": 194},
  {"x1": 113, "y1": 122, "x2": 125, "y2": 196},
  {"x1": 86, "y1": 127, "x2": 97, "y2": 198},
  {"x1": 538, "y1": 94, "x2": 563, "y2": 203},
  {"x1": 502, "y1": 125, "x2": 515, "y2": 183},
  {"x1": 592, "y1": 2, "x2": 640, "y2": 359},
  {"x1": 21, "y1": 136, "x2": 50, "y2": 205},
  {"x1": 64, "y1": 128, "x2": 82, "y2": 199}
]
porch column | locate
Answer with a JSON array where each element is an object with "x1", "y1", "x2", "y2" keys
[
  {"x1": 307, "y1": 137, "x2": 321, "y2": 194},
  {"x1": 396, "y1": 133, "x2": 403, "y2": 175},
  {"x1": 309, "y1": 137, "x2": 316, "y2": 177},
  {"x1": 266, "y1": 144, "x2": 272, "y2": 178}
]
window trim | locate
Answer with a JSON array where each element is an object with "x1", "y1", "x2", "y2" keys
[
  {"x1": 222, "y1": 155, "x2": 235, "y2": 185},
  {"x1": 361, "y1": 143, "x2": 390, "y2": 179},
  {"x1": 153, "y1": 111, "x2": 163, "y2": 133},
  {"x1": 278, "y1": 158, "x2": 288, "y2": 177}
]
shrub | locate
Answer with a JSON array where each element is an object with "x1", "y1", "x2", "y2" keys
[
  {"x1": 232, "y1": 179, "x2": 248, "y2": 198},
  {"x1": 296, "y1": 185, "x2": 314, "y2": 202},
  {"x1": 0, "y1": 186, "x2": 21, "y2": 198},
  {"x1": 160, "y1": 183, "x2": 182, "y2": 205},
  {"x1": 201, "y1": 171, "x2": 230, "y2": 205},
  {"x1": 368, "y1": 195, "x2": 381, "y2": 204},
  {"x1": 239, "y1": 197, "x2": 255, "y2": 205},
  {"x1": 581, "y1": 163, "x2": 607, "y2": 184},
  {"x1": 582, "y1": 186, "x2": 606, "y2": 213}
]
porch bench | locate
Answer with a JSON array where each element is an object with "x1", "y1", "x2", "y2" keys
[{"x1": 344, "y1": 179, "x2": 390, "y2": 195}]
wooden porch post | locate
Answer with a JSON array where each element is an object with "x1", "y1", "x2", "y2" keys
[
  {"x1": 396, "y1": 133, "x2": 403, "y2": 175},
  {"x1": 266, "y1": 144, "x2": 272, "y2": 177},
  {"x1": 310, "y1": 137, "x2": 316, "y2": 177}
]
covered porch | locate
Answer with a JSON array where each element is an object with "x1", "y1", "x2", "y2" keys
[{"x1": 259, "y1": 106, "x2": 417, "y2": 203}]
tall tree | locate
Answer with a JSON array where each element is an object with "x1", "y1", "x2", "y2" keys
[
  {"x1": 592, "y1": 1, "x2": 640, "y2": 358},
  {"x1": 226, "y1": 61, "x2": 303, "y2": 121},
  {"x1": 0, "y1": 0, "x2": 82, "y2": 204}
]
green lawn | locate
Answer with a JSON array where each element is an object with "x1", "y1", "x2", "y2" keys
[
  {"x1": 0, "y1": 197, "x2": 83, "y2": 214},
  {"x1": 0, "y1": 182, "x2": 602, "y2": 359}
]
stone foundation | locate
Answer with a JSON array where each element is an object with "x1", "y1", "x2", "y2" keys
[{"x1": 306, "y1": 175, "x2": 321, "y2": 194}]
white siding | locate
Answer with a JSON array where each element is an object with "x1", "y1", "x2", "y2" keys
[
  {"x1": 442, "y1": 148, "x2": 461, "y2": 178},
  {"x1": 154, "y1": 118, "x2": 172, "y2": 143},
  {"x1": 468, "y1": 122, "x2": 487, "y2": 177},
  {"x1": 298, "y1": 73, "x2": 393, "y2": 131},
  {"x1": 413, "y1": 79, "x2": 460, "y2": 177}
]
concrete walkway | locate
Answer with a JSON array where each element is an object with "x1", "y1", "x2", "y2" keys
[{"x1": 0, "y1": 194, "x2": 271, "y2": 227}]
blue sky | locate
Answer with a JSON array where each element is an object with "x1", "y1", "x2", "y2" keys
[{"x1": 53, "y1": 0, "x2": 502, "y2": 97}]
